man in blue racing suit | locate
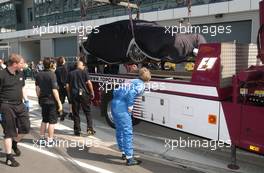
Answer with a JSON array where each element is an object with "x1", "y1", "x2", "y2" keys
[{"x1": 111, "y1": 67, "x2": 151, "y2": 166}]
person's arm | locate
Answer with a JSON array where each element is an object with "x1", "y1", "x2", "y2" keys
[
  {"x1": 62, "y1": 65, "x2": 68, "y2": 87},
  {"x1": 52, "y1": 89, "x2": 62, "y2": 112},
  {"x1": 127, "y1": 82, "x2": 144, "y2": 112},
  {"x1": 85, "y1": 71, "x2": 94, "y2": 100},
  {"x1": 22, "y1": 85, "x2": 28, "y2": 101},
  {"x1": 35, "y1": 85, "x2": 40, "y2": 97},
  {"x1": 65, "y1": 72, "x2": 71, "y2": 100},
  {"x1": 22, "y1": 73, "x2": 28, "y2": 101},
  {"x1": 51, "y1": 73, "x2": 62, "y2": 112},
  {"x1": 127, "y1": 88, "x2": 138, "y2": 112},
  {"x1": 35, "y1": 75, "x2": 40, "y2": 97},
  {"x1": 22, "y1": 86, "x2": 30, "y2": 111},
  {"x1": 86, "y1": 80, "x2": 94, "y2": 100},
  {"x1": 65, "y1": 83, "x2": 70, "y2": 99}
]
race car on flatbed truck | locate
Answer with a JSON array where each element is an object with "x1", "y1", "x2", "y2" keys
[{"x1": 80, "y1": 0, "x2": 264, "y2": 165}]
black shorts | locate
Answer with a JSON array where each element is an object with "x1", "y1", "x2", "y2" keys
[
  {"x1": 41, "y1": 104, "x2": 58, "y2": 124},
  {"x1": 0, "y1": 103, "x2": 30, "y2": 138}
]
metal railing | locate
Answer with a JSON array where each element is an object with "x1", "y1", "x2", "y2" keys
[
  {"x1": 0, "y1": 0, "x2": 232, "y2": 31},
  {"x1": 84, "y1": 0, "x2": 232, "y2": 20},
  {"x1": 32, "y1": 0, "x2": 232, "y2": 26}
]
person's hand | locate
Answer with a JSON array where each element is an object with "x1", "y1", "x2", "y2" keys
[
  {"x1": 24, "y1": 100, "x2": 30, "y2": 112},
  {"x1": 90, "y1": 92, "x2": 95, "y2": 100},
  {"x1": 57, "y1": 102, "x2": 63, "y2": 113},
  {"x1": 128, "y1": 106, "x2": 133, "y2": 113}
]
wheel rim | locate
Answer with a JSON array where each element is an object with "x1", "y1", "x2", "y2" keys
[
  {"x1": 128, "y1": 44, "x2": 147, "y2": 63},
  {"x1": 107, "y1": 101, "x2": 114, "y2": 125}
]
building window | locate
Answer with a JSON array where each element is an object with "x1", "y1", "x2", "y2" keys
[{"x1": 28, "y1": 8, "x2": 33, "y2": 22}]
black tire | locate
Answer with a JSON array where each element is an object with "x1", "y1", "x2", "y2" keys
[
  {"x1": 101, "y1": 90, "x2": 141, "y2": 129},
  {"x1": 132, "y1": 115, "x2": 141, "y2": 126},
  {"x1": 101, "y1": 90, "x2": 115, "y2": 128},
  {"x1": 105, "y1": 100, "x2": 116, "y2": 128},
  {"x1": 128, "y1": 43, "x2": 147, "y2": 63}
]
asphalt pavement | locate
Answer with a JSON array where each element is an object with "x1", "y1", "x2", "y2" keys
[{"x1": 0, "y1": 80, "x2": 264, "y2": 173}]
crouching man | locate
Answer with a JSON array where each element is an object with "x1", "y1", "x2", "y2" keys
[{"x1": 111, "y1": 67, "x2": 151, "y2": 166}]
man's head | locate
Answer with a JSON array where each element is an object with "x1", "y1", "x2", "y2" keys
[
  {"x1": 57, "y1": 56, "x2": 65, "y2": 66},
  {"x1": 76, "y1": 60, "x2": 85, "y2": 70},
  {"x1": 43, "y1": 57, "x2": 56, "y2": 70},
  {"x1": 8, "y1": 54, "x2": 25, "y2": 71},
  {"x1": 139, "y1": 67, "x2": 151, "y2": 82},
  {"x1": 0, "y1": 58, "x2": 3, "y2": 64}
]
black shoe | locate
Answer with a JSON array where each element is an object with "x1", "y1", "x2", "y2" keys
[
  {"x1": 46, "y1": 139, "x2": 56, "y2": 148},
  {"x1": 60, "y1": 112, "x2": 66, "y2": 121},
  {"x1": 68, "y1": 113, "x2": 74, "y2": 120},
  {"x1": 87, "y1": 128, "x2": 96, "y2": 136},
  {"x1": 126, "y1": 158, "x2": 142, "y2": 166},
  {"x1": 12, "y1": 141, "x2": 21, "y2": 156},
  {"x1": 74, "y1": 131, "x2": 81, "y2": 136},
  {"x1": 121, "y1": 154, "x2": 139, "y2": 160},
  {"x1": 121, "y1": 154, "x2": 126, "y2": 160},
  {"x1": 6, "y1": 154, "x2": 20, "y2": 167},
  {"x1": 37, "y1": 138, "x2": 46, "y2": 146}
]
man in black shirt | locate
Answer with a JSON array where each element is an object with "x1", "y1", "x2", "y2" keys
[
  {"x1": 66, "y1": 61, "x2": 95, "y2": 136},
  {"x1": 35, "y1": 57, "x2": 62, "y2": 146},
  {"x1": 0, "y1": 54, "x2": 30, "y2": 167},
  {"x1": 55, "y1": 56, "x2": 72, "y2": 121}
]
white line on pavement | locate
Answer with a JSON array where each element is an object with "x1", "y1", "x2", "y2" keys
[{"x1": 19, "y1": 143, "x2": 115, "y2": 173}]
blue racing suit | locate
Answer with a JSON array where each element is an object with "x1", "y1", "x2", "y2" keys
[{"x1": 111, "y1": 79, "x2": 145, "y2": 158}]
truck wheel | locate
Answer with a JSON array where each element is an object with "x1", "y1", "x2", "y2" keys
[
  {"x1": 105, "y1": 100, "x2": 115, "y2": 128},
  {"x1": 101, "y1": 90, "x2": 115, "y2": 128},
  {"x1": 102, "y1": 91, "x2": 141, "y2": 129},
  {"x1": 132, "y1": 115, "x2": 141, "y2": 126},
  {"x1": 128, "y1": 42, "x2": 147, "y2": 63}
]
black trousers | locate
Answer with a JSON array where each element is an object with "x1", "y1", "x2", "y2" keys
[
  {"x1": 59, "y1": 87, "x2": 71, "y2": 104},
  {"x1": 71, "y1": 96, "x2": 92, "y2": 132}
]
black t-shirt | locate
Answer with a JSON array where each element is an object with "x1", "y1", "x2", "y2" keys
[
  {"x1": 35, "y1": 70, "x2": 58, "y2": 104},
  {"x1": 55, "y1": 65, "x2": 68, "y2": 88},
  {"x1": 67, "y1": 63, "x2": 76, "y2": 72},
  {"x1": 67, "y1": 69, "x2": 90, "y2": 97},
  {"x1": 0, "y1": 68, "x2": 25, "y2": 104}
]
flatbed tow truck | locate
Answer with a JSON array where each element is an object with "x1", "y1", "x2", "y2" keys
[{"x1": 86, "y1": 0, "x2": 264, "y2": 169}]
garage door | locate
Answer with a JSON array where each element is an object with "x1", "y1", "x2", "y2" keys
[{"x1": 54, "y1": 36, "x2": 77, "y2": 57}]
